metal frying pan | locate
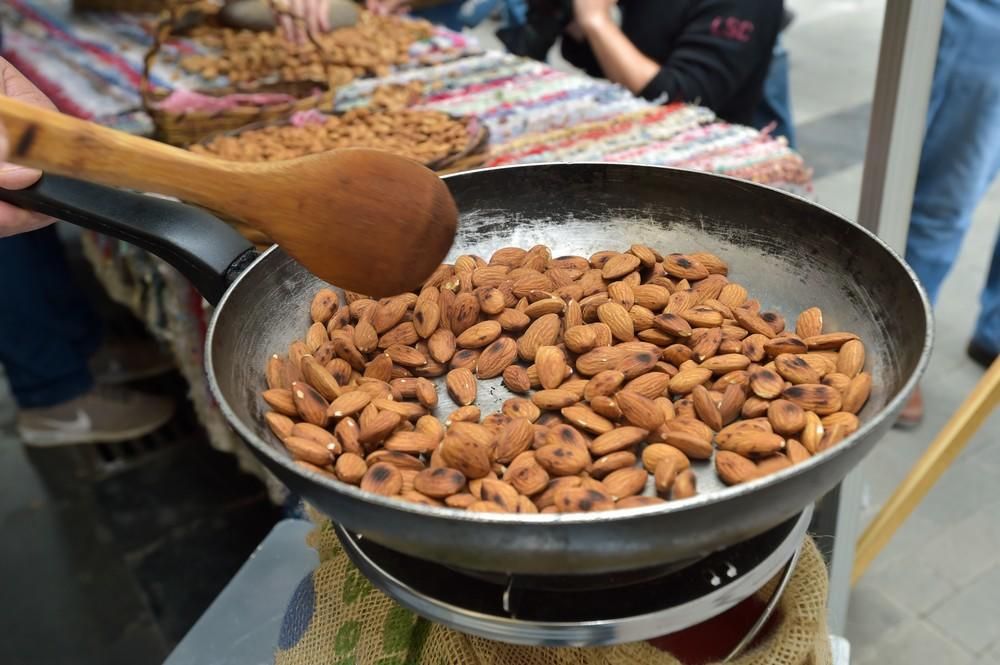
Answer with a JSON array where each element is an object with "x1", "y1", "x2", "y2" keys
[{"x1": 1, "y1": 163, "x2": 932, "y2": 576}]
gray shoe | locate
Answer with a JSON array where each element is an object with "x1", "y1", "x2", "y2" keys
[{"x1": 16, "y1": 386, "x2": 175, "y2": 447}]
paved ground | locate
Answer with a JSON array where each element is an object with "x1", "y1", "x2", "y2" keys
[{"x1": 1, "y1": 2, "x2": 998, "y2": 662}]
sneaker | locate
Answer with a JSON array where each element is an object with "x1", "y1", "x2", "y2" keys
[
  {"x1": 967, "y1": 339, "x2": 998, "y2": 370},
  {"x1": 90, "y1": 338, "x2": 174, "y2": 385},
  {"x1": 16, "y1": 386, "x2": 175, "y2": 446},
  {"x1": 893, "y1": 387, "x2": 923, "y2": 430}
]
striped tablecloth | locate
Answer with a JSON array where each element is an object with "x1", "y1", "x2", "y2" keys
[{"x1": 3, "y1": 0, "x2": 812, "y2": 493}]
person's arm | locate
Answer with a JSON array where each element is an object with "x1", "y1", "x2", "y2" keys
[
  {"x1": 572, "y1": 0, "x2": 659, "y2": 95},
  {"x1": 633, "y1": 0, "x2": 782, "y2": 107},
  {"x1": 0, "y1": 58, "x2": 55, "y2": 237}
]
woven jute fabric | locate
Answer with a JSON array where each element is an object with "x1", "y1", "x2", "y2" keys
[{"x1": 274, "y1": 514, "x2": 831, "y2": 665}]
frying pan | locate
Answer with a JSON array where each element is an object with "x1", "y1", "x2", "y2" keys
[{"x1": 1, "y1": 163, "x2": 932, "y2": 575}]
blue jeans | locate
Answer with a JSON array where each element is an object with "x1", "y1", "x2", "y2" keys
[
  {"x1": 0, "y1": 226, "x2": 99, "y2": 408},
  {"x1": 753, "y1": 38, "x2": 796, "y2": 148},
  {"x1": 411, "y1": 1, "x2": 466, "y2": 31},
  {"x1": 458, "y1": 0, "x2": 527, "y2": 28},
  {"x1": 904, "y1": 0, "x2": 1000, "y2": 354}
]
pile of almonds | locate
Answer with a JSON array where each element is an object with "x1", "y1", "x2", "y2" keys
[
  {"x1": 190, "y1": 108, "x2": 472, "y2": 165},
  {"x1": 261, "y1": 245, "x2": 872, "y2": 514},
  {"x1": 179, "y1": 13, "x2": 431, "y2": 85}
]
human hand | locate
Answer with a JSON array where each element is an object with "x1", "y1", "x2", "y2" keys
[
  {"x1": 366, "y1": 0, "x2": 411, "y2": 17},
  {"x1": 572, "y1": 0, "x2": 615, "y2": 30},
  {"x1": 0, "y1": 57, "x2": 55, "y2": 237},
  {"x1": 279, "y1": 0, "x2": 331, "y2": 44}
]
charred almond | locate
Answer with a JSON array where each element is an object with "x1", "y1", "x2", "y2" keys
[
  {"x1": 441, "y1": 433, "x2": 492, "y2": 479},
  {"x1": 446, "y1": 368, "x2": 477, "y2": 406},
  {"x1": 782, "y1": 384, "x2": 843, "y2": 415},
  {"x1": 554, "y1": 487, "x2": 614, "y2": 513},
  {"x1": 774, "y1": 354, "x2": 821, "y2": 385},
  {"x1": 535, "y1": 443, "x2": 591, "y2": 476},
  {"x1": 715, "y1": 429, "x2": 785, "y2": 456},
  {"x1": 749, "y1": 368, "x2": 784, "y2": 399},
  {"x1": 502, "y1": 397, "x2": 541, "y2": 422},
  {"x1": 360, "y1": 462, "x2": 403, "y2": 496},
  {"x1": 767, "y1": 399, "x2": 807, "y2": 436},
  {"x1": 291, "y1": 382, "x2": 329, "y2": 427},
  {"x1": 734, "y1": 307, "x2": 776, "y2": 338},
  {"x1": 653, "y1": 312, "x2": 692, "y2": 338},
  {"x1": 480, "y1": 479, "x2": 520, "y2": 512},
  {"x1": 822, "y1": 372, "x2": 851, "y2": 393},
  {"x1": 663, "y1": 254, "x2": 709, "y2": 280},
  {"x1": 584, "y1": 370, "x2": 626, "y2": 400},
  {"x1": 603, "y1": 467, "x2": 648, "y2": 499},
  {"x1": 764, "y1": 335, "x2": 808, "y2": 357},
  {"x1": 715, "y1": 451, "x2": 758, "y2": 485},
  {"x1": 701, "y1": 354, "x2": 751, "y2": 374},
  {"x1": 310, "y1": 288, "x2": 339, "y2": 323},
  {"x1": 476, "y1": 337, "x2": 518, "y2": 379}
]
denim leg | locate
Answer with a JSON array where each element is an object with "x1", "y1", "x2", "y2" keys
[
  {"x1": 0, "y1": 226, "x2": 100, "y2": 408},
  {"x1": 972, "y1": 231, "x2": 1000, "y2": 353},
  {"x1": 903, "y1": 0, "x2": 1000, "y2": 308},
  {"x1": 411, "y1": 1, "x2": 466, "y2": 31},
  {"x1": 752, "y1": 39, "x2": 796, "y2": 148}
]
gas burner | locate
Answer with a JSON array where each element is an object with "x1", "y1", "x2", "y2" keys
[{"x1": 336, "y1": 505, "x2": 812, "y2": 647}]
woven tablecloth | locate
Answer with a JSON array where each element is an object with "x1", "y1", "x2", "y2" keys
[{"x1": 2, "y1": 0, "x2": 812, "y2": 497}]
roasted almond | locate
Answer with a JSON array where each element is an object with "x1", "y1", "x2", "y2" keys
[
  {"x1": 614, "y1": 391, "x2": 663, "y2": 431},
  {"x1": 441, "y1": 432, "x2": 492, "y2": 479},
  {"x1": 498, "y1": 307, "x2": 531, "y2": 333},
  {"x1": 800, "y1": 411, "x2": 824, "y2": 454},
  {"x1": 671, "y1": 469, "x2": 698, "y2": 500},
  {"x1": 502, "y1": 365, "x2": 532, "y2": 393},
  {"x1": 756, "y1": 453, "x2": 792, "y2": 477},
  {"x1": 663, "y1": 254, "x2": 709, "y2": 280},
  {"x1": 590, "y1": 395, "x2": 623, "y2": 420},
  {"x1": 590, "y1": 426, "x2": 648, "y2": 456},
  {"x1": 603, "y1": 467, "x2": 648, "y2": 499},
  {"x1": 384, "y1": 431, "x2": 438, "y2": 455},
  {"x1": 535, "y1": 442, "x2": 591, "y2": 476},
  {"x1": 691, "y1": 385, "x2": 723, "y2": 431},
  {"x1": 602, "y1": 252, "x2": 642, "y2": 279},
  {"x1": 749, "y1": 368, "x2": 784, "y2": 399},
  {"x1": 476, "y1": 336, "x2": 518, "y2": 379},
  {"x1": 531, "y1": 389, "x2": 579, "y2": 410},
  {"x1": 536, "y1": 345, "x2": 568, "y2": 390},
  {"x1": 502, "y1": 397, "x2": 541, "y2": 422},
  {"x1": 837, "y1": 339, "x2": 866, "y2": 377},
  {"x1": 335, "y1": 452, "x2": 368, "y2": 485},
  {"x1": 310, "y1": 288, "x2": 340, "y2": 324},
  {"x1": 622, "y1": 372, "x2": 671, "y2": 400},
  {"x1": 842, "y1": 372, "x2": 872, "y2": 414},
  {"x1": 495, "y1": 417, "x2": 535, "y2": 463},
  {"x1": 517, "y1": 313, "x2": 561, "y2": 361},
  {"x1": 597, "y1": 302, "x2": 635, "y2": 342},
  {"x1": 715, "y1": 428, "x2": 785, "y2": 456},
  {"x1": 632, "y1": 284, "x2": 671, "y2": 311},
  {"x1": 796, "y1": 307, "x2": 823, "y2": 338},
  {"x1": 291, "y1": 381, "x2": 329, "y2": 427},
  {"x1": 359, "y1": 409, "x2": 402, "y2": 445},
  {"x1": 822, "y1": 411, "x2": 860, "y2": 434},
  {"x1": 715, "y1": 451, "x2": 758, "y2": 485},
  {"x1": 653, "y1": 312, "x2": 692, "y2": 338},
  {"x1": 554, "y1": 487, "x2": 615, "y2": 513},
  {"x1": 480, "y1": 479, "x2": 521, "y2": 512},
  {"x1": 641, "y1": 442, "x2": 690, "y2": 474},
  {"x1": 719, "y1": 383, "x2": 747, "y2": 425},
  {"x1": 588, "y1": 451, "x2": 638, "y2": 479},
  {"x1": 446, "y1": 367, "x2": 477, "y2": 406},
  {"x1": 561, "y1": 404, "x2": 615, "y2": 434},
  {"x1": 805, "y1": 332, "x2": 859, "y2": 350},
  {"x1": 584, "y1": 370, "x2": 627, "y2": 400},
  {"x1": 576, "y1": 346, "x2": 624, "y2": 376},
  {"x1": 669, "y1": 367, "x2": 713, "y2": 395}
]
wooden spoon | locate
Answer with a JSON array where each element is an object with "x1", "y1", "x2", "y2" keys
[{"x1": 0, "y1": 96, "x2": 458, "y2": 297}]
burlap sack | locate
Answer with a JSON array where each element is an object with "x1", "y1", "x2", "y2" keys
[{"x1": 275, "y1": 516, "x2": 831, "y2": 665}]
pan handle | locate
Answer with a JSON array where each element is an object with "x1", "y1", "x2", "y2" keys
[{"x1": 0, "y1": 174, "x2": 257, "y2": 305}]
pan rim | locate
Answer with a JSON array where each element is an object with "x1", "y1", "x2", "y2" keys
[{"x1": 205, "y1": 161, "x2": 933, "y2": 526}]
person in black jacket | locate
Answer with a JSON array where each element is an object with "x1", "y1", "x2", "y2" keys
[{"x1": 501, "y1": 0, "x2": 784, "y2": 129}]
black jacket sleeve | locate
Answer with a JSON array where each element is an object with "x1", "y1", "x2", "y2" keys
[{"x1": 638, "y1": 0, "x2": 782, "y2": 106}]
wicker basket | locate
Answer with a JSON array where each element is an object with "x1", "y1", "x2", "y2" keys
[
  {"x1": 142, "y1": 1, "x2": 348, "y2": 145},
  {"x1": 191, "y1": 108, "x2": 489, "y2": 247}
]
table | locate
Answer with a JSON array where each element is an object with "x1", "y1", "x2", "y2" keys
[{"x1": 2, "y1": 0, "x2": 814, "y2": 497}]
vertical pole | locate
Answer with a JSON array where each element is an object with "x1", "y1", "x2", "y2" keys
[{"x1": 818, "y1": 0, "x2": 945, "y2": 634}]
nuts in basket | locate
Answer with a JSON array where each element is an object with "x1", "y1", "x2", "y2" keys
[
  {"x1": 190, "y1": 108, "x2": 476, "y2": 166},
  {"x1": 261, "y1": 246, "x2": 872, "y2": 514},
  {"x1": 179, "y1": 13, "x2": 432, "y2": 85}
]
